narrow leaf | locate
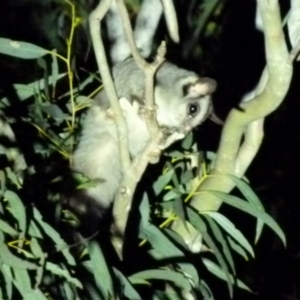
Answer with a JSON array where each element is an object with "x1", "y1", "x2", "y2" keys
[
  {"x1": 208, "y1": 191, "x2": 286, "y2": 246},
  {"x1": 203, "y1": 211, "x2": 254, "y2": 258},
  {"x1": 202, "y1": 258, "x2": 251, "y2": 292},
  {"x1": 87, "y1": 241, "x2": 113, "y2": 299},
  {"x1": 131, "y1": 269, "x2": 191, "y2": 291},
  {"x1": 33, "y1": 207, "x2": 76, "y2": 266},
  {"x1": 113, "y1": 268, "x2": 142, "y2": 300},
  {"x1": 0, "y1": 38, "x2": 48, "y2": 59},
  {"x1": 4, "y1": 190, "x2": 26, "y2": 232}
]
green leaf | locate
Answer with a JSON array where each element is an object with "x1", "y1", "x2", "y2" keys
[
  {"x1": 87, "y1": 241, "x2": 113, "y2": 299},
  {"x1": 33, "y1": 207, "x2": 76, "y2": 266},
  {"x1": 28, "y1": 220, "x2": 43, "y2": 239},
  {"x1": 2, "y1": 264, "x2": 13, "y2": 299},
  {"x1": 139, "y1": 223, "x2": 199, "y2": 287},
  {"x1": 186, "y1": 207, "x2": 233, "y2": 297},
  {"x1": 181, "y1": 132, "x2": 194, "y2": 150},
  {"x1": 168, "y1": 150, "x2": 186, "y2": 159},
  {"x1": 46, "y1": 262, "x2": 83, "y2": 288},
  {"x1": 113, "y1": 268, "x2": 142, "y2": 300},
  {"x1": 227, "y1": 236, "x2": 249, "y2": 260},
  {"x1": 0, "y1": 73, "x2": 66, "y2": 104},
  {"x1": 51, "y1": 50, "x2": 59, "y2": 93},
  {"x1": 202, "y1": 258, "x2": 251, "y2": 292},
  {"x1": 153, "y1": 169, "x2": 174, "y2": 196},
  {"x1": 163, "y1": 189, "x2": 180, "y2": 201},
  {"x1": 62, "y1": 280, "x2": 77, "y2": 300},
  {"x1": 5, "y1": 167, "x2": 22, "y2": 189},
  {"x1": 228, "y1": 175, "x2": 265, "y2": 243},
  {"x1": 0, "y1": 38, "x2": 48, "y2": 59},
  {"x1": 12, "y1": 268, "x2": 50, "y2": 300},
  {"x1": 0, "y1": 170, "x2": 6, "y2": 197},
  {"x1": 180, "y1": 169, "x2": 194, "y2": 185},
  {"x1": 13, "y1": 269, "x2": 31, "y2": 293},
  {"x1": 208, "y1": 191, "x2": 286, "y2": 246},
  {"x1": 163, "y1": 228, "x2": 189, "y2": 251},
  {"x1": 172, "y1": 197, "x2": 186, "y2": 223},
  {"x1": 131, "y1": 269, "x2": 191, "y2": 291},
  {"x1": 0, "y1": 218, "x2": 18, "y2": 236},
  {"x1": 40, "y1": 103, "x2": 66, "y2": 120},
  {"x1": 203, "y1": 211, "x2": 254, "y2": 258},
  {"x1": 4, "y1": 190, "x2": 26, "y2": 232},
  {"x1": 153, "y1": 291, "x2": 185, "y2": 300},
  {"x1": 139, "y1": 196, "x2": 199, "y2": 286},
  {"x1": 0, "y1": 231, "x2": 37, "y2": 270},
  {"x1": 204, "y1": 214, "x2": 236, "y2": 275},
  {"x1": 198, "y1": 280, "x2": 214, "y2": 300}
]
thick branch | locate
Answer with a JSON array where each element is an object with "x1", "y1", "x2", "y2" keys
[
  {"x1": 191, "y1": 0, "x2": 292, "y2": 211},
  {"x1": 110, "y1": 0, "x2": 167, "y2": 257},
  {"x1": 89, "y1": 0, "x2": 131, "y2": 170},
  {"x1": 170, "y1": 0, "x2": 293, "y2": 252}
]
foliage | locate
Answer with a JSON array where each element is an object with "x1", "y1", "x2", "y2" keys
[{"x1": 0, "y1": 1, "x2": 286, "y2": 300}]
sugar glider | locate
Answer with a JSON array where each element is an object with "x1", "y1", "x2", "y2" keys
[{"x1": 71, "y1": 0, "x2": 217, "y2": 220}]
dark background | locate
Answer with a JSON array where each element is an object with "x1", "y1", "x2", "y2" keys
[{"x1": 0, "y1": 1, "x2": 299, "y2": 299}]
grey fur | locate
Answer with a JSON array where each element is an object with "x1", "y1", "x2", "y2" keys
[
  {"x1": 71, "y1": 58, "x2": 216, "y2": 215},
  {"x1": 70, "y1": 0, "x2": 216, "y2": 219}
]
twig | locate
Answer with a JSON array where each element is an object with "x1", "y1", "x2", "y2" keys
[{"x1": 114, "y1": 0, "x2": 166, "y2": 136}]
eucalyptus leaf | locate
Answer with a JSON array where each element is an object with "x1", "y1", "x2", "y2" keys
[
  {"x1": 139, "y1": 222, "x2": 199, "y2": 287},
  {"x1": 181, "y1": 132, "x2": 193, "y2": 150},
  {"x1": 208, "y1": 191, "x2": 286, "y2": 246},
  {"x1": 4, "y1": 190, "x2": 26, "y2": 232},
  {"x1": 87, "y1": 241, "x2": 113, "y2": 299},
  {"x1": 33, "y1": 207, "x2": 76, "y2": 266},
  {"x1": 202, "y1": 258, "x2": 251, "y2": 292},
  {"x1": 0, "y1": 38, "x2": 48, "y2": 59},
  {"x1": 203, "y1": 211, "x2": 254, "y2": 258},
  {"x1": 204, "y1": 214, "x2": 236, "y2": 275},
  {"x1": 0, "y1": 218, "x2": 18, "y2": 236},
  {"x1": 0, "y1": 231, "x2": 37, "y2": 270},
  {"x1": 131, "y1": 269, "x2": 191, "y2": 291},
  {"x1": 186, "y1": 207, "x2": 233, "y2": 297},
  {"x1": 45, "y1": 262, "x2": 83, "y2": 288},
  {"x1": 41, "y1": 104, "x2": 65, "y2": 120},
  {"x1": 198, "y1": 280, "x2": 215, "y2": 300},
  {"x1": 153, "y1": 291, "x2": 185, "y2": 300},
  {"x1": 227, "y1": 175, "x2": 265, "y2": 243},
  {"x1": 2, "y1": 264, "x2": 13, "y2": 299},
  {"x1": 172, "y1": 197, "x2": 186, "y2": 223},
  {"x1": 113, "y1": 268, "x2": 142, "y2": 300},
  {"x1": 153, "y1": 169, "x2": 174, "y2": 195},
  {"x1": 0, "y1": 73, "x2": 66, "y2": 103},
  {"x1": 227, "y1": 236, "x2": 249, "y2": 260},
  {"x1": 62, "y1": 280, "x2": 76, "y2": 300},
  {"x1": 139, "y1": 195, "x2": 199, "y2": 285},
  {"x1": 51, "y1": 50, "x2": 59, "y2": 92},
  {"x1": 163, "y1": 189, "x2": 180, "y2": 201}
]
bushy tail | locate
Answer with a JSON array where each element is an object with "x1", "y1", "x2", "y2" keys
[{"x1": 106, "y1": 0, "x2": 163, "y2": 64}]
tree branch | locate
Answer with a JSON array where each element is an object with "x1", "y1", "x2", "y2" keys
[
  {"x1": 114, "y1": 0, "x2": 166, "y2": 137},
  {"x1": 107, "y1": 0, "x2": 167, "y2": 257},
  {"x1": 192, "y1": 0, "x2": 292, "y2": 211},
  {"x1": 89, "y1": 0, "x2": 131, "y2": 170},
  {"x1": 171, "y1": 0, "x2": 293, "y2": 251}
]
